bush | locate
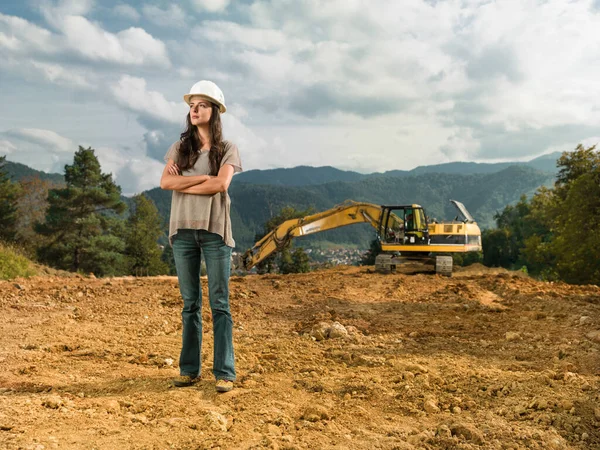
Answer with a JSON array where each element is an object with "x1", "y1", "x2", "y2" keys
[{"x1": 0, "y1": 242, "x2": 36, "y2": 280}]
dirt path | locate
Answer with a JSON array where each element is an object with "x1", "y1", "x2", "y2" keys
[{"x1": 0, "y1": 265, "x2": 599, "y2": 449}]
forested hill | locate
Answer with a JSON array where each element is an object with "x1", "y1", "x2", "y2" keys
[
  {"x1": 233, "y1": 165, "x2": 367, "y2": 186},
  {"x1": 234, "y1": 152, "x2": 560, "y2": 186},
  {"x1": 3, "y1": 160, "x2": 64, "y2": 184},
  {"x1": 3, "y1": 156, "x2": 557, "y2": 251},
  {"x1": 146, "y1": 165, "x2": 556, "y2": 250},
  {"x1": 406, "y1": 152, "x2": 561, "y2": 176}
]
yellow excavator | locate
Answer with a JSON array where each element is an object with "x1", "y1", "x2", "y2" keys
[{"x1": 241, "y1": 200, "x2": 482, "y2": 276}]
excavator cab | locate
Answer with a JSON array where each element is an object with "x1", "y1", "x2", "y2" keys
[{"x1": 380, "y1": 205, "x2": 429, "y2": 245}]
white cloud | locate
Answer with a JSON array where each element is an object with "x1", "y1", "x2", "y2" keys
[
  {"x1": 0, "y1": 13, "x2": 57, "y2": 54},
  {"x1": 221, "y1": 113, "x2": 269, "y2": 170},
  {"x1": 191, "y1": 0, "x2": 230, "y2": 13},
  {"x1": 41, "y1": 0, "x2": 95, "y2": 21},
  {"x1": 0, "y1": 140, "x2": 17, "y2": 155},
  {"x1": 142, "y1": 4, "x2": 186, "y2": 28},
  {"x1": 439, "y1": 127, "x2": 481, "y2": 162},
  {"x1": 60, "y1": 16, "x2": 170, "y2": 66},
  {"x1": 30, "y1": 61, "x2": 93, "y2": 89},
  {"x1": 113, "y1": 4, "x2": 140, "y2": 22},
  {"x1": 0, "y1": 128, "x2": 76, "y2": 173},
  {"x1": 201, "y1": 20, "x2": 304, "y2": 52},
  {"x1": 5, "y1": 128, "x2": 74, "y2": 153},
  {"x1": 114, "y1": 156, "x2": 165, "y2": 195},
  {"x1": 1, "y1": 10, "x2": 170, "y2": 68},
  {"x1": 93, "y1": 145, "x2": 164, "y2": 194},
  {"x1": 110, "y1": 75, "x2": 186, "y2": 125},
  {"x1": 2, "y1": 0, "x2": 600, "y2": 192}
]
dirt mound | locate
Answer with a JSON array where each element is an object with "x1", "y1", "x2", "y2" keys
[{"x1": 0, "y1": 266, "x2": 599, "y2": 449}]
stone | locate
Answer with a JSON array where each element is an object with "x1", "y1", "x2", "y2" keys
[
  {"x1": 103, "y1": 400, "x2": 121, "y2": 414},
  {"x1": 42, "y1": 396, "x2": 63, "y2": 409},
  {"x1": 449, "y1": 423, "x2": 484, "y2": 444},
  {"x1": 130, "y1": 414, "x2": 149, "y2": 424},
  {"x1": 505, "y1": 331, "x2": 521, "y2": 341},
  {"x1": 586, "y1": 330, "x2": 600, "y2": 343},
  {"x1": 327, "y1": 321, "x2": 348, "y2": 339},
  {"x1": 345, "y1": 325, "x2": 359, "y2": 335},
  {"x1": 404, "y1": 363, "x2": 428, "y2": 374},
  {"x1": 594, "y1": 407, "x2": 600, "y2": 421},
  {"x1": 205, "y1": 411, "x2": 228, "y2": 432},
  {"x1": 436, "y1": 424, "x2": 452, "y2": 437},
  {"x1": 559, "y1": 399, "x2": 574, "y2": 411},
  {"x1": 579, "y1": 316, "x2": 592, "y2": 326},
  {"x1": 310, "y1": 322, "x2": 330, "y2": 341},
  {"x1": 424, "y1": 397, "x2": 440, "y2": 414},
  {"x1": 301, "y1": 405, "x2": 330, "y2": 422},
  {"x1": 266, "y1": 424, "x2": 282, "y2": 436},
  {"x1": 514, "y1": 404, "x2": 527, "y2": 416}
]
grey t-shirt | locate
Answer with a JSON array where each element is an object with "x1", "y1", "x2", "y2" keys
[{"x1": 164, "y1": 140, "x2": 242, "y2": 247}]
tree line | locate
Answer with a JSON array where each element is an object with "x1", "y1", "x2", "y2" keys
[
  {"x1": 482, "y1": 144, "x2": 599, "y2": 285},
  {"x1": 2, "y1": 143, "x2": 598, "y2": 283},
  {"x1": 1, "y1": 148, "x2": 169, "y2": 277},
  {"x1": 0, "y1": 147, "x2": 310, "y2": 278}
]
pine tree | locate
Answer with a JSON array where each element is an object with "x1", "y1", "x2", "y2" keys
[
  {"x1": 125, "y1": 194, "x2": 169, "y2": 276},
  {"x1": 36, "y1": 147, "x2": 127, "y2": 275},
  {"x1": 0, "y1": 156, "x2": 20, "y2": 242}
]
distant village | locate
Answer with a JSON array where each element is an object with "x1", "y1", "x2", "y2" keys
[
  {"x1": 304, "y1": 248, "x2": 366, "y2": 267},
  {"x1": 233, "y1": 247, "x2": 367, "y2": 273}
]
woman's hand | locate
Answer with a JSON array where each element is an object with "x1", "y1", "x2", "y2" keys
[
  {"x1": 167, "y1": 163, "x2": 181, "y2": 175},
  {"x1": 160, "y1": 159, "x2": 210, "y2": 190}
]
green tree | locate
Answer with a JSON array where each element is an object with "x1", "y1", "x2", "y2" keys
[
  {"x1": 0, "y1": 156, "x2": 20, "y2": 242},
  {"x1": 277, "y1": 247, "x2": 310, "y2": 274},
  {"x1": 555, "y1": 144, "x2": 600, "y2": 197},
  {"x1": 161, "y1": 243, "x2": 176, "y2": 275},
  {"x1": 257, "y1": 206, "x2": 313, "y2": 274},
  {"x1": 483, "y1": 144, "x2": 600, "y2": 284},
  {"x1": 482, "y1": 228, "x2": 514, "y2": 267},
  {"x1": 36, "y1": 147, "x2": 127, "y2": 276},
  {"x1": 360, "y1": 238, "x2": 381, "y2": 265},
  {"x1": 15, "y1": 176, "x2": 63, "y2": 255},
  {"x1": 550, "y1": 163, "x2": 600, "y2": 284},
  {"x1": 291, "y1": 247, "x2": 310, "y2": 273},
  {"x1": 278, "y1": 247, "x2": 294, "y2": 274},
  {"x1": 125, "y1": 194, "x2": 169, "y2": 276}
]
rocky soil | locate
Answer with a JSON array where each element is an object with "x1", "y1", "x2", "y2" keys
[{"x1": 0, "y1": 264, "x2": 599, "y2": 449}]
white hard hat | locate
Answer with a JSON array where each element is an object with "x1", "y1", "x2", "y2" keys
[{"x1": 183, "y1": 80, "x2": 226, "y2": 113}]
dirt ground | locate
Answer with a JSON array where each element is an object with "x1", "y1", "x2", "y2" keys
[{"x1": 0, "y1": 264, "x2": 599, "y2": 450}]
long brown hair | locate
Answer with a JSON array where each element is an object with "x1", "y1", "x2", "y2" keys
[{"x1": 178, "y1": 103, "x2": 224, "y2": 175}]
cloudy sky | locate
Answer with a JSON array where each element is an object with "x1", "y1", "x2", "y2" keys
[{"x1": 1, "y1": 0, "x2": 599, "y2": 194}]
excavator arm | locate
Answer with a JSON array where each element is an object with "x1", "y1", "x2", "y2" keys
[{"x1": 242, "y1": 201, "x2": 384, "y2": 270}]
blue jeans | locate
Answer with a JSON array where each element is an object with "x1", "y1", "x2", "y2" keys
[{"x1": 172, "y1": 229, "x2": 235, "y2": 381}]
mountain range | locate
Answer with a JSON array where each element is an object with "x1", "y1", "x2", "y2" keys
[{"x1": 3, "y1": 154, "x2": 559, "y2": 251}]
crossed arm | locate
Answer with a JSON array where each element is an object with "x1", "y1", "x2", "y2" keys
[{"x1": 159, "y1": 159, "x2": 235, "y2": 195}]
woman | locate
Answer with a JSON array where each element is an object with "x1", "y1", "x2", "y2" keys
[{"x1": 160, "y1": 80, "x2": 242, "y2": 393}]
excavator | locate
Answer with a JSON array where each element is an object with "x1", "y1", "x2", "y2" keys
[{"x1": 241, "y1": 200, "x2": 482, "y2": 276}]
